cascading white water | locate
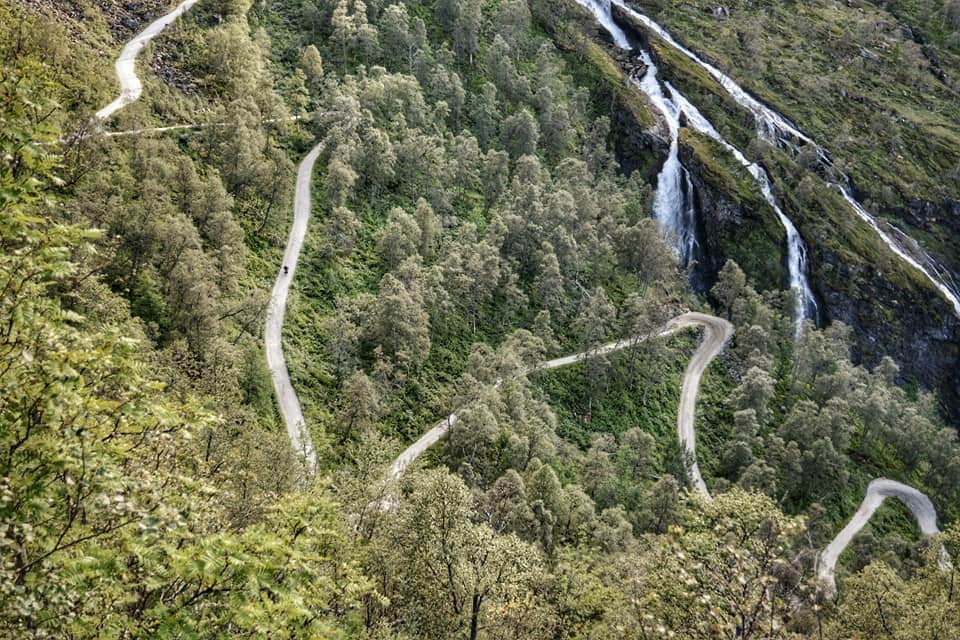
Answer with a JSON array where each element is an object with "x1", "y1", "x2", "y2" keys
[
  {"x1": 635, "y1": 51, "x2": 699, "y2": 268},
  {"x1": 678, "y1": 169, "x2": 699, "y2": 268},
  {"x1": 580, "y1": 0, "x2": 631, "y2": 49},
  {"x1": 668, "y1": 86, "x2": 818, "y2": 329},
  {"x1": 577, "y1": 2, "x2": 702, "y2": 271},
  {"x1": 609, "y1": 1, "x2": 812, "y2": 149},
  {"x1": 839, "y1": 186, "x2": 960, "y2": 316},
  {"x1": 609, "y1": 0, "x2": 960, "y2": 317},
  {"x1": 574, "y1": 0, "x2": 816, "y2": 333}
]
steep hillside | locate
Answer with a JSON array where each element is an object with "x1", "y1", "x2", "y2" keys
[
  {"x1": 630, "y1": 0, "x2": 960, "y2": 271},
  {"x1": 590, "y1": 0, "x2": 960, "y2": 423},
  {"x1": 1, "y1": 0, "x2": 960, "y2": 637}
]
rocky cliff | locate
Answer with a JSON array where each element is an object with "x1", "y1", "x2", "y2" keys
[
  {"x1": 678, "y1": 130, "x2": 787, "y2": 295},
  {"x1": 580, "y1": 0, "x2": 960, "y2": 425}
]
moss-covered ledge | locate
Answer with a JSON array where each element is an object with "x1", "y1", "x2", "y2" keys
[
  {"x1": 530, "y1": 0, "x2": 666, "y2": 178},
  {"x1": 679, "y1": 129, "x2": 786, "y2": 293}
]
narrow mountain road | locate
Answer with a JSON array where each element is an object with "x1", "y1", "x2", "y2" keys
[
  {"x1": 265, "y1": 143, "x2": 323, "y2": 472},
  {"x1": 817, "y1": 479, "x2": 951, "y2": 596},
  {"x1": 388, "y1": 312, "x2": 731, "y2": 486},
  {"x1": 95, "y1": 0, "x2": 950, "y2": 598},
  {"x1": 669, "y1": 313, "x2": 733, "y2": 499},
  {"x1": 94, "y1": 0, "x2": 318, "y2": 469},
  {"x1": 102, "y1": 122, "x2": 211, "y2": 137},
  {"x1": 383, "y1": 306, "x2": 948, "y2": 594},
  {"x1": 96, "y1": 0, "x2": 200, "y2": 121}
]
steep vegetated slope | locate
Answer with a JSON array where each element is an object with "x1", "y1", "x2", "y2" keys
[
  {"x1": 634, "y1": 0, "x2": 960, "y2": 263},
  {"x1": 0, "y1": 0, "x2": 326, "y2": 634},
  {"x1": 1, "y1": 0, "x2": 960, "y2": 637},
  {"x1": 612, "y1": 0, "x2": 960, "y2": 421}
]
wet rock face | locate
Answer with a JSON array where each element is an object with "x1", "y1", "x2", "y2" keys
[
  {"x1": 604, "y1": 64, "x2": 787, "y2": 295},
  {"x1": 611, "y1": 105, "x2": 666, "y2": 179},
  {"x1": 679, "y1": 158, "x2": 746, "y2": 292},
  {"x1": 814, "y1": 245, "x2": 960, "y2": 426},
  {"x1": 894, "y1": 197, "x2": 960, "y2": 270},
  {"x1": 678, "y1": 142, "x2": 790, "y2": 295},
  {"x1": 895, "y1": 198, "x2": 960, "y2": 236},
  {"x1": 609, "y1": 55, "x2": 669, "y2": 180}
]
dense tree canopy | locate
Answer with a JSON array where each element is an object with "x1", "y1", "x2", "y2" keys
[{"x1": 2, "y1": 0, "x2": 959, "y2": 637}]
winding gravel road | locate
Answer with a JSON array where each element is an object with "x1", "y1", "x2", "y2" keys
[
  {"x1": 96, "y1": 0, "x2": 200, "y2": 121},
  {"x1": 670, "y1": 313, "x2": 733, "y2": 499},
  {"x1": 96, "y1": 0, "x2": 950, "y2": 598},
  {"x1": 94, "y1": 0, "x2": 319, "y2": 471},
  {"x1": 265, "y1": 143, "x2": 323, "y2": 472},
  {"x1": 817, "y1": 479, "x2": 951, "y2": 596},
  {"x1": 388, "y1": 312, "x2": 731, "y2": 487},
  {"x1": 382, "y1": 307, "x2": 948, "y2": 594}
]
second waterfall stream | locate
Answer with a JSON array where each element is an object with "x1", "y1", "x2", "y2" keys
[{"x1": 575, "y1": 0, "x2": 817, "y2": 334}]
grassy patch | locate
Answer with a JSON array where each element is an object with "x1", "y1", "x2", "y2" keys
[{"x1": 534, "y1": 328, "x2": 735, "y2": 482}]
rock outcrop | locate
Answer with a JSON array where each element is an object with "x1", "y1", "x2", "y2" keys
[
  {"x1": 812, "y1": 242, "x2": 960, "y2": 424},
  {"x1": 23, "y1": 0, "x2": 172, "y2": 41},
  {"x1": 678, "y1": 131, "x2": 787, "y2": 295}
]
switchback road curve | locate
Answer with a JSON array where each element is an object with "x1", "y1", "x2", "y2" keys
[
  {"x1": 388, "y1": 312, "x2": 731, "y2": 492},
  {"x1": 96, "y1": 0, "x2": 200, "y2": 121}
]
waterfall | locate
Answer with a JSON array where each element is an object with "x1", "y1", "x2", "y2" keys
[
  {"x1": 579, "y1": 0, "x2": 631, "y2": 48},
  {"x1": 635, "y1": 51, "x2": 700, "y2": 269},
  {"x1": 754, "y1": 166, "x2": 819, "y2": 323},
  {"x1": 608, "y1": 0, "x2": 960, "y2": 317},
  {"x1": 839, "y1": 185, "x2": 960, "y2": 315},
  {"x1": 679, "y1": 168, "x2": 699, "y2": 268},
  {"x1": 574, "y1": 0, "x2": 816, "y2": 333},
  {"x1": 576, "y1": 2, "x2": 702, "y2": 273},
  {"x1": 668, "y1": 85, "x2": 818, "y2": 333},
  {"x1": 608, "y1": 1, "x2": 811, "y2": 147},
  {"x1": 647, "y1": 138, "x2": 700, "y2": 269}
]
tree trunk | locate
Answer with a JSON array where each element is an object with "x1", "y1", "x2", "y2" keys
[{"x1": 469, "y1": 593, "x2": 482, "y2": 640}]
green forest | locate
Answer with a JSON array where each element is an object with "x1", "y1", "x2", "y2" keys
[{"x1": 1, "y1": 0, "x2": 960, "y2": 637}]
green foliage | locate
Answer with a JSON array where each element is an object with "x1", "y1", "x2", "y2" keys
[
  {"x1": 369, "y1": 469, "x2": 543, "y2": 640},
  {"x1": 827, "y1": 522, "x2": 960, "y2": 638},
  {"x1": 4, "y1": 0, "x2": 959, "y2": 636},
  {"x1": 537, "y1": 346, "x2": 685, "y2": 451},
  {"x1": 628, "y1": 489, "x2": 811, "y2": 639},
  {"x1": 712, "y1": 259, "x2": 960, "y2": 534},
  {"x1": 0, "y1": 1, "x2": 113, "y2": 125}
]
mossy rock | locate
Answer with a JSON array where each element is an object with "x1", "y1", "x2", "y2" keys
[{"x1": 680, "y1": 129, "x2": 787, "y2": 293}]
